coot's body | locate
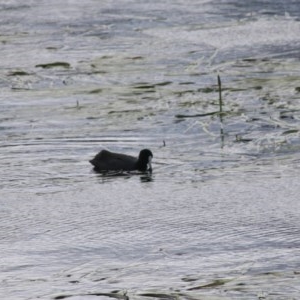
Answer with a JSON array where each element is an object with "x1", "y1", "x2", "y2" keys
[{"x1": 90, "y1": 149, "x2": 153, "y2": 172}]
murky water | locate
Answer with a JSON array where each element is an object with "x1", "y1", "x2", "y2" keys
[{"x1": 1, "y1": 1, "x2": 300, "y2": 299}]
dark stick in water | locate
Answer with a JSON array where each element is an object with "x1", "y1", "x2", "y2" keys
[
  {"x1": 218, "y1": 75, "x2": 224, "y2": 148},
  {"x1": 218, "y1": 74, "x2": 222, "y2": 114}
]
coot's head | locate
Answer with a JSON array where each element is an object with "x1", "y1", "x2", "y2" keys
[{"x1": 137, "y1": 149, "x2": 153, "y2": 172}]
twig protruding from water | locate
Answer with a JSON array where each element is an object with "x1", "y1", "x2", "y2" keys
[
  {"x1": 218, "y1": 74, "x2": 222, "y2": 114},
  {"x1": 218, "y1": 75, "x2": 224, "y2": 148}
]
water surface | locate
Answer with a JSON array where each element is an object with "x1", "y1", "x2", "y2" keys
[{"x1": 1, "y1": 1, "x2": 300, "y2": 299}]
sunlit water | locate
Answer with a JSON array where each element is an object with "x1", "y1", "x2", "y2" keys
[{"x1": 1, "y1": 1, "x2": 300, "y2": 299}]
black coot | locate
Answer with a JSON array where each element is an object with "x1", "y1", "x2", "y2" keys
[{"x1": 90, "y1": 149, "x2": 153, "y2": 172}]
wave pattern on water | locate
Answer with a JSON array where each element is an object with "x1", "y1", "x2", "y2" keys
[{"x1": 1, "y1": 1, "x2": 300, "y2": 299}]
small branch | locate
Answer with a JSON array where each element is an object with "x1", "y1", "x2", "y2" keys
[{"x1": 218, "y1": 74, "x2": 222, "y2": 113}]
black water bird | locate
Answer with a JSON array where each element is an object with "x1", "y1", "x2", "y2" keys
[{"x1": 90, "y1": 149, "x2": 153, "y2": 172}]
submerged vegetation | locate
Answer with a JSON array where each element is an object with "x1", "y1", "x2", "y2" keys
[{"x1": 35, "y1": 62, "x2": 71, "y2": 69}]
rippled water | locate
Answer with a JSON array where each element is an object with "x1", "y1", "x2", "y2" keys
[{"x1": 1, "y1": 1, "x2": 300, "y2": 299}]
